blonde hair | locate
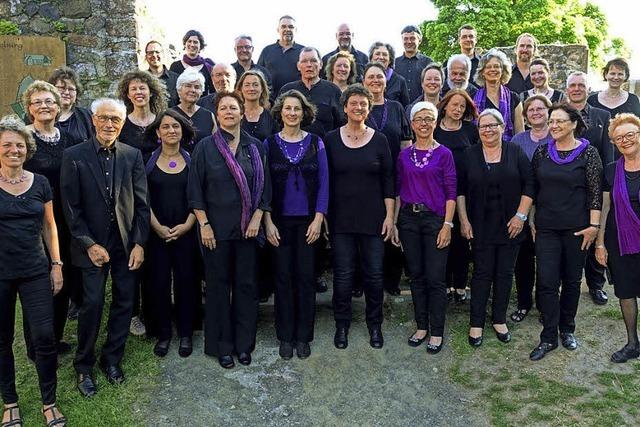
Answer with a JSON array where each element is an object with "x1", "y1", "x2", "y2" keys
[{"x1": 22, "y1": 80, "x2": 61, "y2": 122}]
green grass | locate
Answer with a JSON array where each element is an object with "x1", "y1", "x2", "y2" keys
[{"x1": 10, "y1": 285, "x2": 160, "y2": 426}]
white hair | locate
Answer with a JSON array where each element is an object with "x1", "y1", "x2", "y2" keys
[
  {"x1": 447, "y1": 54, "x2": 471, "y2": 75},
  {"x1": 90, "y1": 98, "x2": 126, "y2": 117},
  {"x1": 410, "y1": 101, "x2": 438, "y2": 121},
  {"x1": 566, "y1": 71, "x2": 589, "y2": 86},
  {"x1": 176, "y1": 67, "x2": 205, "y2": 90},
  {"x1": 478, "y1": 108, "x2": 505, "y2": 126}
]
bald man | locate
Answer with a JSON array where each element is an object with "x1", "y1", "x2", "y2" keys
[{"x1": 321, "y1": 23, "x2": 369, "y2": 81}]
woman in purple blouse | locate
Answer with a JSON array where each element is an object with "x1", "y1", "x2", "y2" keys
[
  {"x1": 263, "y1": 90, "x2": 329, "y2": 360},
  {"x1": 393, "y1": 101, "x2": 456, "y2": 354}
]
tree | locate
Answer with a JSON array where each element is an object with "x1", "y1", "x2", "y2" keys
[{"x1": 420, "y1": 0, "x2": 627, "y2": 70}]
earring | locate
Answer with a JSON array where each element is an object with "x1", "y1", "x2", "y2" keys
[{"x1": 157, "y1": 138, "x2": 162, "y2": 145}]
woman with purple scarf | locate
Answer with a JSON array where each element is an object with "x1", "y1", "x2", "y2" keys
[
  {"x1": 143, "y1": 110, "x2": 199, "y2": 358},
  {"x1": 473, "y1": 49, "x2": 524, "y2": 142},
  {"x1": 529, "y1": 103, "x2": 603, "y2": 361},
  {"x1": 595, "y1": 113, "x2": 640, "y2": 363},
  {"x1": 188, "y1": 91, "x2": 271, "y2": 369},
  {"x1": 170, "y1": 30, "x2": 215, "y2": 95}
]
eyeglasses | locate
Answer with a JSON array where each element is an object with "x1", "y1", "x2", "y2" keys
[
  {"x1": 55, "y1": 86, "x2": 77, "y2": 94},
  {"x1": 145, "y1": 50, "x2": 161, "y2": 56},
  {"x1": 612, "y1": 131, "x2": 640, "y2": 144},
  {"x1": 547, "y1": 119, "x2": 571, "y2": 126},
  {"x1": 95, "y1": 115, "x2": 123, "y2": 125},
  {"x1": 479, "y1": 123, "x2": 501, "y2": 130},
  {"x1": 527, "y1": 107, "x2": 547, "y2": 113},
  {"x1": 338, "y1": 32, "x2": 352, "y2": 37},
  {"x1": 236, "y1": 45, "x2": 253, "y2": 51},
  {"x1": 30, "y1": 99, "x2": 57, "y2": 107},
  {"x1": 412, "y1": 117, "x2": 435, "y2": 124}
]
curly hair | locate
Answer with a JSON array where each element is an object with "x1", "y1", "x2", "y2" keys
[
  {"x1": 474, "y1": 48, "x2": 512, "y2": 87},
  {"x1": 608, "y1": 113, "x2": 640, "y2": 140},
  {"x1": 22, "y1": 80, "x2": 61, "y2": 123},
  {"x1": 0, "y1": 115, "x2": 37, "y2": 161},
  {"x1": 271, "y1": 90, "x2": 317, "y2": 128},
  {"x1": 48, "y1": 66, "x2": 83, "y2": 99},
  {"x1": 117, "y1": 70, "x2": 168, "y2": 115},
  {"x1": 437, "y1": 88, "x2": 478, "y2": 122},
  {"x1": 325, "y1": 51, "x2": 357, "y2": 85},
  {"x1": 235, "y1": 69, "x2": 270, "y2": 108}
]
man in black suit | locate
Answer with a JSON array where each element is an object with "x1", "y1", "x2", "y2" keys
[
  {"x1": 565, "y1": 71, "x2": 612, "y2": 306},
  {"x1": 61, "y1": 98, "x2": 150, "y2": 397}
]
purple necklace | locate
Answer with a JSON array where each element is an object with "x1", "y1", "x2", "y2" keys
[
  {"x1": 368, "y1": 101, "x2": 388, "y2": 131},
  {"x1": 276, "y1": 134, "x2": 307, "y2": 164},
  {"x1": 547, "y1": 138, "x2": 589, "y2": 165},
  {"x1": 410, "y1": 144, "x2": 435, "y2": 168},
  {"x1": 161, "y1": 153, "x2": 179, "y2": 168}
]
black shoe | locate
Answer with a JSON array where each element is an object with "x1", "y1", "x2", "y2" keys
[
  {"x1": 178, "y1": 337, "x2": 193, "y2": 358},
  {"x1": 57, "y1": 341, "x2": 72, "y2": 354},
  {"x1": 454, "y1": 291, "x2": 467, "y2": 303},
  {"x1": 529, "y1": 342, "x2": 558, "y2": 361},
  {"x1": 259, "y1": 296, "x2": 270, "y2": 303},
  {"x1": 334, "y1": 327, "x2": 348, "y2": 349},
  {"x1": 77, "y1": 373, "x2": 97, "y2": 397},
  {"x1": 589, "y1": 289, "x2": 608, "y2": 305},
  {"x1": 369, "y1": 327, "x2": 384, "y2": 349},
  {"x1": 408, "y1": 333, "x2": 428, "y2": 347},
  {"x1": 238, "y1": 352, "x2": 252, "y2": 366},
  {"x1": 426, "y1": 339, "x2": 443, "y2": 354},
  {"x1": 101, "y1": 364, "x2": 125, "y2": 384},
  {"x1": 296, "y1": 342, "x2": 311, "y2": 359},
  {"x1": 352, "y1": 288, "x2": 363, "y2": 298},
  {"x1": 279, "y1": 341, "x2": 294, "y2": 359},
  {"x1": 560, "y1": 333, "x2": 578, "y2": 350},
  {"x1": 447, "y1": 291, "x2": 454, "y2": 302},
  {"x1": 153, "y1": 339, "x2": 170, "y2": 357},
  {"x1": 316, "y1": 280, "x2": 328, "y2": 293},
  {"x1": 385, "y1": 287, "x2": 401, "y2": 296},
  {"x1": 468, "y1": 335, "x2": 483, "y2": 347},
  {"x1": 67, "y1": 302, "x2": 79, "y2": 320},
  {"x1": 493, "y1": 328, "x2": 512, "y2": 343},
  {"x1": 218, "y1": 355, "x2": 235, "y2": 369},
  {"x1": 611, "y1": 344, "x2": 640, "y2": 363}
]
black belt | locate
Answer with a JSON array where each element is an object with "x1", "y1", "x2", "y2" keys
[{"x1": 402, "y1": 203, "x2": 432, "y2": 213}]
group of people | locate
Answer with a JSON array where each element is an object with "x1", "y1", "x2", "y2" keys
[{"x1": 1, "y1": 15, "x2": 640, "y2": 427}]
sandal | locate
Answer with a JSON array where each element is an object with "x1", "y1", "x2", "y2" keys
[
  {"x1": 2, "y1": 405, "x2": 22, "y2": 427},
  {"x1": 42, "y1": 405, "x2": 66, "y2": 427},
  {"x1": 510, "y1": 309, "x2": 529, "y2": 323}
]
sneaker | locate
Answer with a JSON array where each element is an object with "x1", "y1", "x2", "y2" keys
[{"x1": 129, "y1": 316, "x2": 146, "y2": 336}]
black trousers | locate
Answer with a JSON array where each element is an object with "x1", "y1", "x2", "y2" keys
[
  {"x1": 144, "y1": 232, "x2": 199, "y2": 341},
  {"x1": 203, "y1": 239, "x2": 258, "y2": 357},
  {"x1": 332, "y1": 233, "x2": 385, "y2": 329},
  {"x1": 397, "y1": 210, "x2": 449, "y2": 336},
  {"x1": 584, "y1": 246, "x2": 606, "y2": 291},
  {"x1": 0, "y1": 273, "x2": 57, "y2": 405},
  {"x1": 470, "y1": 242, "x2": 520, "y2": 328},
  {"x1": 536, "y1": 229, "x2": 587, "y2": 343},
  {"x1": 383, "y1": 241, "x2": 404, "y2": 291},
  {"x1": 74, "y1": 236, "x2": 137, "y2": 374},
  {"x1": 514, "y1": 226, "x2": 537, "y2": 311},
  {"x1": 445, "y1": 214, "x2": 471, "y2": 290},
  {"x1": 272, "y1": 216, "x2": 316, "y2": 343}
]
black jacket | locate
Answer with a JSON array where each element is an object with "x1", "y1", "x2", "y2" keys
[
  {"x1": 458, "y1": 142, "x2": 534, "y2": 244},
  {"x1": 582, "y1": 104, "x2": 613, "y2": 166},
  {"x1": 61, "y1": 137, "x2": 150, "y2": 267}
]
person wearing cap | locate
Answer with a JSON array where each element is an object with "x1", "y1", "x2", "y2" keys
[
  {"x1": 393, "y1": 101, "x2": 456, "y2": 354},
  {"x1": 395, "y1": 25, "x2": 433, "y2": 102}
]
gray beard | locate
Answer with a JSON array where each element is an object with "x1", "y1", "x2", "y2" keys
[{"x1": 447, "y1": 77, "x2": 468, "y2": 90}]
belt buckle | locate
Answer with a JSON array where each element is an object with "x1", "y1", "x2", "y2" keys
[{"x1": 412, "y1": 204, "x2": 421, "y2": 213}]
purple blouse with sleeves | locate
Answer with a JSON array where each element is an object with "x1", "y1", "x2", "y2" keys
[{"x1": 396, "y1": 144, "x2": 457, "y2": 216}]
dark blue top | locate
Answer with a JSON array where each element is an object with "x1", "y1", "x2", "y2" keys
[
  {"x1": 395, "y1": 53, "x2": 433, "y2": 101},
  {"x1": 257, "y1": 41, "x2": 305, "y2": 96}
]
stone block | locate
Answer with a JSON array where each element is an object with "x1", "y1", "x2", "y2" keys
[
  {"x1": 105, "y1": 53, "x2": 138, "y2": 77},
  {"x1": 66, "y1": 34, "x2": 101, "y2": 48},
  {"x1": 25, "y1": 2, "x2": 39, "y2": 17},
  {"x1": 74, "y1": 62, "x2": 98, "y2": 79},
  {"x1": 105, "y1": 18, "x2": 137, "y2": 38},
  {"x1": 29, "y1": 17, "x2": 52, "y2": 34},
  {"x1": 38, "y1": 3, "x2": 61, "y2": 20},
  {"x1": 60, "y1": 0, "x2": 92, "y2": 19},
  {"x1": 84, "y1": 15, "x2": 107, "y2": 32}
]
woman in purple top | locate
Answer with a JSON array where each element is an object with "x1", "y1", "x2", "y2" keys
[
  {"x1": 263, "y1": 90, "x2": 329, "y2": 360},
  {"x1": 457, "y1": 109, "x2": 534, "y2": 348},
  {"x1": 393, "y1": 101, "x2": 456, "y2": 354},
  {"x1": 595, "y1": 114, "x2": 640, "y2": 363},
  {"x1": 510, "y1": 95, "x2": 553, "y2": 324}
]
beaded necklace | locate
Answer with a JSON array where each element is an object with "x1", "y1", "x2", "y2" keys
[{"x1": 410, "y1": 144, "x2": 435, "y2": 168}]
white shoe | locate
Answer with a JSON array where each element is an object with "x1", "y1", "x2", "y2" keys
[{"x1": 129, "y1": 316, "x2": 146, "y2": 336}]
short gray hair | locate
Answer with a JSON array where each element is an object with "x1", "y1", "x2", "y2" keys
[
  {"x1": 176, "y1": 67, "x2": 205, "y2": 90},
  {"x1": 474, "y1": 48, "x2": 512, "y2": 87},
  {"x1": 410, "y1": 101, "x2": 438, "y2": 121},
  {"x1": 90, "y1": 98, "x2": 126, "y2": 117},
  {"x1": 478, "y1": 108, "x2": 505, "y2": 126},
  {"x1": 566, "y1": 70, "x2": 589, "y2": 87},
  {"x1": 299, "y1": 46, "x2": 322, "y2": 62},
  {"x1": 447, "y1": 54, "x2": 471, "y2": 76}
]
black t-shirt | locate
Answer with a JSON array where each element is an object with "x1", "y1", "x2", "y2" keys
[
  {"x1": 324, "y1": 129, "x2": 394, "y2": 235},
  {"x1": 0, "y1": 174, "x2": 52, "y2": 279},
  {"x1": 587, "y1": 92, "x2": 640, "y2": 119},
  {"x1": 433, "y1": 120, "x2": 479, "y2": 174},
  {"x1": 603, "y1": 163, "x2": 640, "y2": 245},
  {"x1": 257, "y1": 42, "x2": 304, "y2": 96},
  {"x1": 366, "y1": 100, "x2": 412, "y2": 164},
  {"x1": 506, "y1": 65, "x2": 533, "y2": 94},
  {"x1": 148, "y1": 165, "x2": 190, "y2": 227},
  {"x1": 241, "y1": 110, "x2": 278, "y2": 143},
  {"x1": 56, "y1": 106, "x2": 94, "y2": 145},
  {"x1": 483, "y1": 161, "x2": 509, "y2": 244},
  {"x1": 118, "y1": 117, "x2": 158, "y2": 162},
  {"x1": 171, "y1": 106, "x2": 216, "y2": 150}
]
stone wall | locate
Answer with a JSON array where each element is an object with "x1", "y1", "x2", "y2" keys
[{"x1": 1, "y1": 0, "x2": 141, "y2": 105}]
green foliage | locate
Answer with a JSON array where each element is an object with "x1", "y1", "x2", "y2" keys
[
  {"x1": 0, "y1": 19, "x2": 20, "y2": 35},
  {"x1": 52, "y1": 21, "x2": 68, "y2": 33},
  {"x1": 421, "y1": 0, "x2": 628, "y2": 71}
]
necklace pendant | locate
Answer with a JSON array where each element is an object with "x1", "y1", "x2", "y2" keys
[{"x1": 168, "y1": 160, "x2": 177, "y2": 168}]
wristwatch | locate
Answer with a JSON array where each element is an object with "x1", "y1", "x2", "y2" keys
[
  {"x1": 515, "y1": 212, "x2": 528, "y2": 221},
  {"x1": 51, "y1": 261, "x2": 64, "y2": 267},
  {"x1": 200, "y1": 221, "x2": 210, "y2": 227},
  {"x1": 444, "y1": 221, "x2": 454, "y2": 229}
]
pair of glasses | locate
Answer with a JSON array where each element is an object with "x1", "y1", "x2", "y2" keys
[
  {"x1": 547, "y1": 119, "x2": 571, "y2": 126},
  {"x1": 612, "y1": 131, "x2": 639, "y2": 144},
  {"x1": 95, "y1": 115, "x2": 123, "y2": 125},
  {"x1": 31, "y1": 99, "x2": 57, "y2": 107},
  {"x1": 55, "y1": 86, "x2": 77, "y2": 94},
  {"x1": 413, "y1": 117, "x2": 435, "y2": 124},
  {"x1": 479, "y1": 123, "x2": 501, "y2": 130}
]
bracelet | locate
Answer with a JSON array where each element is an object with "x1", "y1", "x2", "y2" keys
[
  {"x1": 444, "y1": 221, "x2": 454, "y2": 229},
  {"x1": 515, "y1": 212, "x2": 528, "y2": 221},
  {"x1": 200, "y1": 221, "x2": 210, "y2": 227},
  {"x1": 589, "y1": 223, "x2": 601, "y2": 229},
  {"x1": 51, "y1": 261, "x2": 64, "y2": 267},
  {"x1": 595, "y1": 245, "x2": 605, "y2": 249}
]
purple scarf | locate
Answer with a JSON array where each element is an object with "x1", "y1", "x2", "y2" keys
[
  {"x1": 612, "y1": 158, "x2": 640, "y2": 255},
  {"x1": 385, "y1": 68, "x2": 394, "y2": 81},
  {"x1": 547, "y1": 138, "x2": 589, "y2": 165},
  {"x1": 474, "y1": 85, "x2": 513, "y2": 141},
  {"x1": 182, "y1": 54, "x2": 214, "y2": 75},
  {"x1": 213, "y1": 130, "x2": 264, "y2": 235},
  {"x1": 145, "y1": 147, "x2": 191, "y2": 175}
]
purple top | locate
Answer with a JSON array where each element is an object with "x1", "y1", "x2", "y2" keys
[
  {"x1": 396, "y1": 144, "x2": 457, "y2": 216},
  {"x1": 264, "y1": 134, "x2": 329, "y2": 216},
  {"x1": 510, "y1": 130, "x2": 553, "y2": 161}
]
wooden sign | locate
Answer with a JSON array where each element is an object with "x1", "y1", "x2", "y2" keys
[{"x1": 0, "y1": 36, "x2": 66, "y2": 118}]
